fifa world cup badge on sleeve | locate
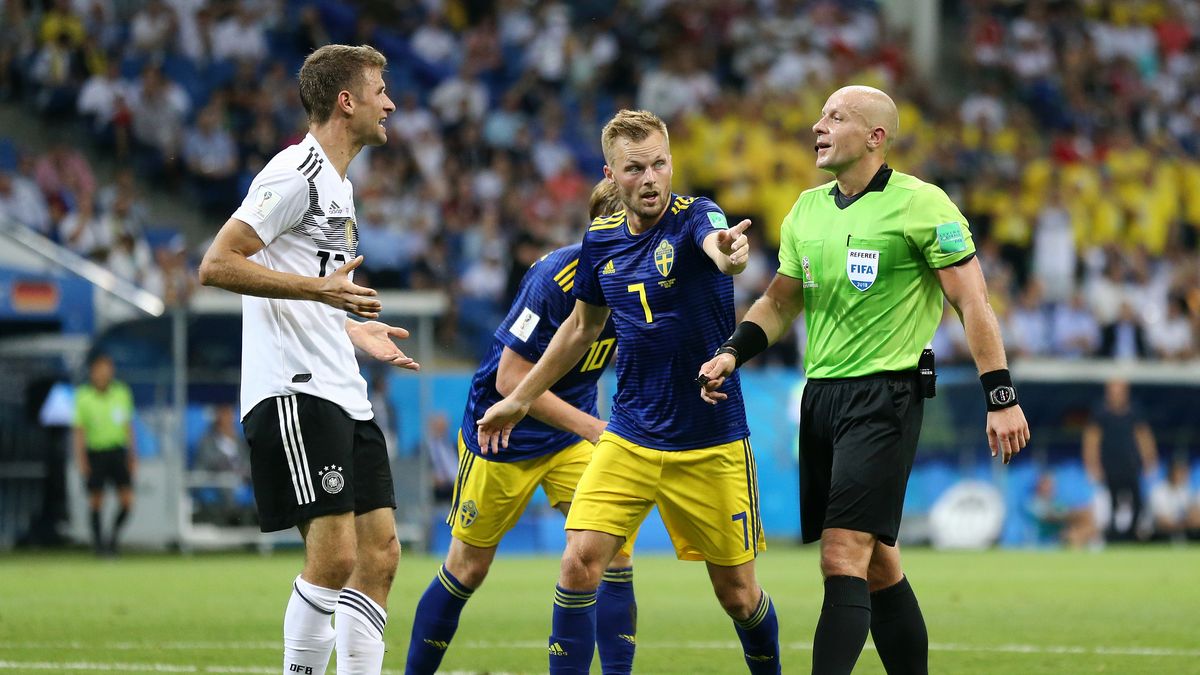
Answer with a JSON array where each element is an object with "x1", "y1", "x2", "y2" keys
[{"x1": 936, "y1": 221, "x2": 967, "y2": 253}]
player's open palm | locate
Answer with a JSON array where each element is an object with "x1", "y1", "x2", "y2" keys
[
  {"x1": 986, "y1": 405, "x2": 1029, "y2": 464},
  {"x1": 477, "y1": 397, "x2": 531, "y2": 454},
  {"x1": 347, "y1": 320, "x2": 420, "y2": 371},
  {"x1": 318, "y1": 255, "x2": 383, "y2": 318},
  {"x1": 716, "y1": 219, "x2": 752, "y2": 266}
]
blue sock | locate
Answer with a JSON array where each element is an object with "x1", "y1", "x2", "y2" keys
[
  {"x1": 596, "y1": 567, "x2": 637, "y2": 674},
  {"x1": 405, "y1": 565, "x2": 474, "y2": 675},
  {"x1": 733, "y1": 590, "x2": 780, "y2": 674},
  {"x1": 549, "y1": 585, "x2": 597, "y2": 674}
]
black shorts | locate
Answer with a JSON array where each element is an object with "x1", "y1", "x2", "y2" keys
[
  {"x1": 799, "y1": 371, "x2": 924, "y2": 547},
  {"x1": 243, "y1": 393, "x2": 395, "y2": 532},
  {"x1": 86, "y1": 448, "x2": 131, "y2": 491}
]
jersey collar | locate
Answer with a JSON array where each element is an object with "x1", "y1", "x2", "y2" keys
[{"x1": 829, "y1": 163, "x2": 893, "y2": 210}]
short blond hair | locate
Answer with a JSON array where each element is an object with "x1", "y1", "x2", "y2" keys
[
  {"x1": 588, "y1": 180, "x2": 623, "y2": 220},
  {"x1": 298, "y1": 44, "x2": 387, "y2": 125},
  {"x1": 601, "y1": 109, "x2": 669, "y2": 164}
]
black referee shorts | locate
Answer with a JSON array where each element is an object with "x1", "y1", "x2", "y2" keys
[
  {"x1": 85, "y1": 447, "x2": 131, "y2": 491},
  {"x1": 242, "y1": 393, "x2": 395, "y2": 533},
  {"x1": 799, "y1": 371, "x2": 924, "y2": 547}
]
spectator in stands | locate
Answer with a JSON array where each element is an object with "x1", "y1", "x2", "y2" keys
[
  {"x1": 0, "y1": 166, "x2": 51, "y2": 234},
  {"x1": 73, "y1": 353, "x2": 136, "y2": 556},
  {"x1": 192, "y1": 403, "x2": 253, "y2": 525},
  {"x1": 1083, "y1": 379, "x2": 1160, "y2": 542},
  {"x1": 1006, "y1": 281, "x2": 1052, "y2": 359},
  {"x1": 33, "y1": 141, "x2": 95, "y2": 207},
  {"x1": 57, "y1": 192, "x2": 100, "y2": 254},
  {"x1": 1146, "y1": 294, "x2": 1195, "y2": 360},
  {"x1": 30, "y1": 29, "x2": 80, "y2": 116},
  {"x1": 183, "y1": 100, "x2": 239, "y2": 217},
  {"x1": 129, "y1": 65, "x2": 191, "y2": 178},
  {"x1": 1050, "y1": 290, "x2": 1099, "y2": 358},
  {"x1": 1148, "y1": 458, "x2": 1200, "y2": 542},
  {"x1": 143, "y1": 234, "x2": 194, "y2": 307},
  {"x1": 1027, "y1": 472, "x2": 1097, "y2": 550},
  {"x1": 128, "y1": 0, "x2": 177, "y2": 58},
  {"x1": 211, "y1": 4, "x2": 267, "y2": 64},
  {"x1": 423, "y1": 412, "x2": 457, "y2": 503},
  {"x1": 429, "y1": 62, "x2": 489, "y2": 129}
]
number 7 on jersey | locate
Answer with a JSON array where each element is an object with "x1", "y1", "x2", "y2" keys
[{"x1": 627, "y1": 283, "x2": 654, "y2": 323}]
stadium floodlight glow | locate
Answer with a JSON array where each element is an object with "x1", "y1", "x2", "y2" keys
[{"x1": 0, "y1": 218, "x2": 166, "y2": 317}]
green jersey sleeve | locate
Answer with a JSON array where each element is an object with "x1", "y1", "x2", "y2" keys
[
  {"x1": 776, "y1": 196, "x2": 806, "y2": 279},
  {"x1": 905, "y1": 184, "x2": 975, "y2": 269}
]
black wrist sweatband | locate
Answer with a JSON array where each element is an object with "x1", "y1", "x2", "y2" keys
[
  {"x1": 719, "y1": 321, "x2": 769, "y2": 368},
  {"x1": 980, "y1": 369, "x2": 1018, "y2": 411}
]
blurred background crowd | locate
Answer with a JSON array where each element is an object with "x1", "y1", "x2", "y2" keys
[{"x1": 2, "y1": 0, "x2": 1200, "y2": 361}]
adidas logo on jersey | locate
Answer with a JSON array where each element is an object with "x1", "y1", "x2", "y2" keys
[
  {"x1": 548, "y1": 642, "x2": 568, "y2": 657},
  {"x1": 601, "y1": 260, "x2": 617, "y2": 275}
]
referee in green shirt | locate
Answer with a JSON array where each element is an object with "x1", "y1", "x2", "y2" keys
[
  {"x1": 73, "y1": 353, "x2": 137, "y2": 556},
  {"x1": 697, "y1": 85, "x2": 1029, "y2": 675}
]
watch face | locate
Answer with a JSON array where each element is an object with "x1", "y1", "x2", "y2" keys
[{"x1": 989, "y1": 386, "x2": 1015, "y2": 406}]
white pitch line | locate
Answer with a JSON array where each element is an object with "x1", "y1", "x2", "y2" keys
[
  {"x1": 0, "y1": 664, "x2": 506, "y2": 675},
  {"x1": 4, "y1": 634, "x2": 1195, "y2": 658}
]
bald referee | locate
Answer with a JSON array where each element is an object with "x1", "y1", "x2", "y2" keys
[{"x1": 697, "y1": 85, "x2": 1030, "y2": 675}]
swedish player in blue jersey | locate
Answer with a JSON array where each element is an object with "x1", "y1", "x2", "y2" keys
[
  {"x1": 479, "y1": 110, "x2": 780, "y2": 674},
  {"x1": 405, "y1": 181, "x2": 639, "y2": 675}
]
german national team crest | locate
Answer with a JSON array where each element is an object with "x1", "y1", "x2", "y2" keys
[
  {"x1": 459, "y1": 500, "x2": 478, "y2": 528},
  {"x1": 319, "y1": 465, "x2": 345, "y2": 494},
  {"x1": 846, "y1": 249, "x2": 879, "y2": 292},
  {"x1": 654, "y1": 239, "x2": 674, "y2": 277}
]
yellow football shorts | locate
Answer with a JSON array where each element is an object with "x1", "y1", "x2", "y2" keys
[
  {"x1": 448, "y1": 432, "x2": 636, "y2": 556},
  {"x1": 565, "y1": 431, "x2": 765, "y2": 566}
]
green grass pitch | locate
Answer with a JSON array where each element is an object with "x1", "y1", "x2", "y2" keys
[{"x1": 1, "y1": 545, "x2": 1198, "y2": 673}]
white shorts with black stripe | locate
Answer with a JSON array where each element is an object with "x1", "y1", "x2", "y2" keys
[{"x1": 242, "y1": 393, "x2": 395, "y2": 532}]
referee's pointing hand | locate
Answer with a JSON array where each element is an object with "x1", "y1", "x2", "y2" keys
[
  {"x1": 317, "y1": 255, "x2": 383, "y2": 319},
  {"x1": 716, "y1": 219, "x2": 752, "y2": 267}
]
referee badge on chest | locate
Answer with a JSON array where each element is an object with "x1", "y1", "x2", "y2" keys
[{"x1": 846, "y1": 249, "x2": 879, "y2": 292}]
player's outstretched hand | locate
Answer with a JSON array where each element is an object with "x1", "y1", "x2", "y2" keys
[
  {"x1": 347, "y1": 320, "x2": 420, "y2": 371},
  {"x1": 987, "y1": 405, "x2": 1029, "y2": 465},
  {"x1": 318, "y1": 256, "x2": 382, "y2": 319},
  {"x1": 476, "y1": 397, "x2": 531, "y2": 454},
  {"x1": 716, "y1": 219, "x2": 752, "y2": 266},
  {"x1": 695, "y1": 352, "x2": 737, "y2": 405}
]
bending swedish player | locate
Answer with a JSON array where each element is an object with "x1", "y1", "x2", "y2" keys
[
  {"x1": 199, "y1": 45, "x2": 416, "y2": 675},
  {"x1": 697, "y1": 85, "x2": 1030, "y2": 675},
  {"x1": 478, "y1": 110, "x2": 780, "y2": 675},
  {"x1": 405, "y1": 181, "x2": 639, "y2": 675}
]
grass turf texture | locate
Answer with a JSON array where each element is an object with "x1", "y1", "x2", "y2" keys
[{"x1": 1, "y1": 546, "x2": 1198, "y2": 674}]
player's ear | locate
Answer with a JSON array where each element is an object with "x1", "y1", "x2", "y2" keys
[
  {"x1": 602, "y1": 165, "x2": 614, "y2": 182},
  {"x1": 337, "y1": 89, "x2": 354, "y2": 117}
]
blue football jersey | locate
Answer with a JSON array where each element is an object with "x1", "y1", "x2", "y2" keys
[
  {"x1": 573, "y1": 195, "x2": 749, "y2": 450},
  {"x1": 460, "y1": 245, "x2": 618, "y2": 462}
]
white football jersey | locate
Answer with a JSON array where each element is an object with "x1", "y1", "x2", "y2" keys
[{"x1": 233, "y1": 133, "x2": 372, "y2": 420}]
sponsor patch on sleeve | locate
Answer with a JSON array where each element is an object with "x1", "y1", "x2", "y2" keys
[
  {"x1": 707, "y1": 211, "x2": 728, "y2": 229},
  {"x1": 936, "y1": 221, "x2": 966, "y2": 253},
  {"x1": 509, "y1": 307, "x2": 540, "y2": 342},
  {"x1": 251, "y1": 186, "x2": 283, "y2": 219}
]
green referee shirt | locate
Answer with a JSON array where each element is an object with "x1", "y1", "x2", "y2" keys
[
  {"x1": 73, "y1": 381, "x2": 134, "y2": 451},
  {"x1": 778, "y1": 165, "x2": 975, "y2": 379}
]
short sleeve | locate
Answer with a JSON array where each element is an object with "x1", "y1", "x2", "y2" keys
[
  {"x1": 572, "y1": 233, "x2": 607, "y2": 307},
  {"x1": 232, "y1": 165, "x2": 310, "y2": 247},
  {"x1": 776, "y1": 197, "x2": 806, "y2": 279},
  {"x1": 497, "y1": 263, "x2": 569, "y2": 363},
  {"x1": 687, "y1": 197, "x2": 730, "y2": 250},
  {"x1": 905, "y1": 184, "x2": 976, "y2": 269}
]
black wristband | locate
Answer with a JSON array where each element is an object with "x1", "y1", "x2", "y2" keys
[
  {"x1": 719, "y1": 321, "x2": 769, "y2": 368},
  {"x1": 980, "y1": 369, "x2": 1018, "y2": 411}
]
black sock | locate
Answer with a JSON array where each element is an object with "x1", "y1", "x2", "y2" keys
[
  {"x1": 812, "y1": 575, "x2": 871, "y2": 675},
  {"x1": 111, "y1": 507, "x2": 130, "y2": 550},
  {"x1": 870, "y1": 576, "x2": 928, "y2": 675},
  {"x1": 90, "y1": 509, "x2": 102, "y2": 551}
]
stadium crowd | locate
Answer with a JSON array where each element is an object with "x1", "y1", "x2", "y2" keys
[{"x1": 0, "y1": 0, "x2": 1198, "y2": 361}]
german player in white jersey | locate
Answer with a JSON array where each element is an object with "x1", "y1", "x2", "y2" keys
[{"x1": 199, "y1": 44, "x2": 415, "y2": 675}]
